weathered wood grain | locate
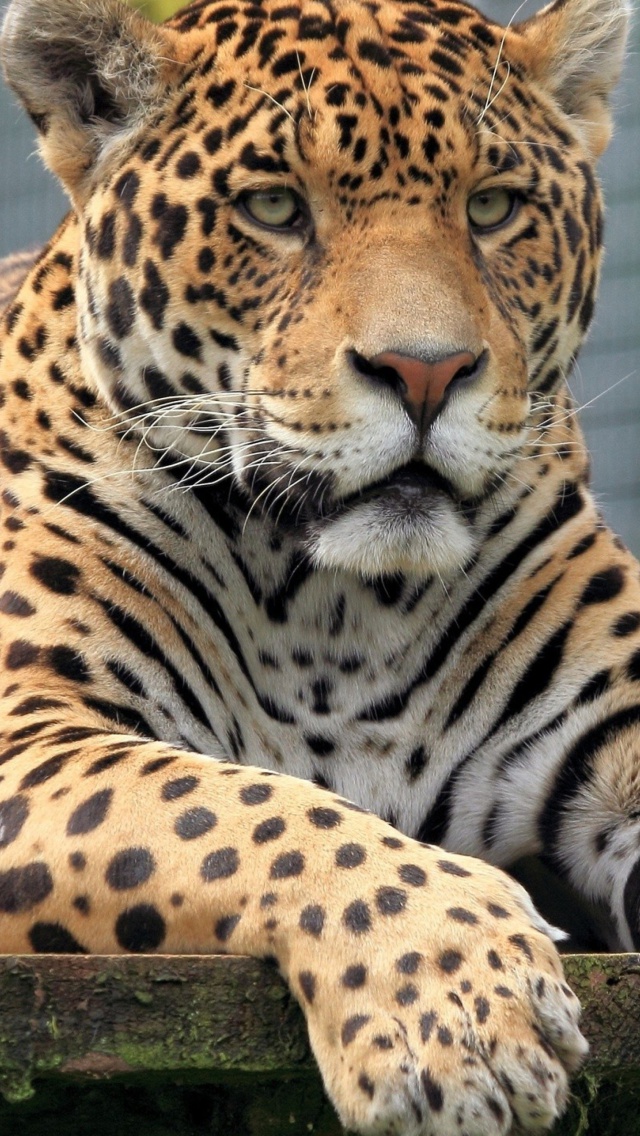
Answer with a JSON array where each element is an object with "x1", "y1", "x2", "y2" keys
[{"x1": 1, "y1": 954, "x2": 639, "y2": 1134}]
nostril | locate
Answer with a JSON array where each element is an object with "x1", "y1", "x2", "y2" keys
[
  {"x1": 449, "y1": 348, "x2": 487, "y2": 389},
  {"x1": 453, "y1": 359, "x2": 476, "y2": 382},
  {"x1": 350, "y1": 351, "x2": 379, "y2": 380},
  {"x1": 350, "y1": 350, "x2": 406, "y2": 395},
  {"x1": 349, "y1": 346, "x2": 488, "y2": 428}
]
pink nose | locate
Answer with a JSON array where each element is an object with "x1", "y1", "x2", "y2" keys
[{"x1": 370, "y1": 349, "x2": 478, "y2": 425}]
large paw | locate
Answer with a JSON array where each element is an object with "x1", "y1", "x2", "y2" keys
[{"x1": 290, "y1": 845, "x2": 587, "y2": 1135}]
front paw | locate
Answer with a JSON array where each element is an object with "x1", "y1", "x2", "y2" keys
[{"x1": 290, "y1": 848, "x2": 587, "y2": 1135}]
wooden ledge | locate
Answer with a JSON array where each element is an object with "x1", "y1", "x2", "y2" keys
[{"x1": 1, "y1": 954, "x2": 639, "y2": 1134}]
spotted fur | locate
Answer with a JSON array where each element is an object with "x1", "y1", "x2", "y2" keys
[{"x1": 0, "y1": 0, "x2": 633, "y2": 1130}]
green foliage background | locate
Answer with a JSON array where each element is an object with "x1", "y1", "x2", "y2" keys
[{"x1": 132, "y1": 1, "x2": 183, "y2": 22}]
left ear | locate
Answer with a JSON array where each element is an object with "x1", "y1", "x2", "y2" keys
[
  {"x1": 517, "y1": 0, "x2": 631, "y2": 156},
  {"x1": 0, "y1": 0, "x2": 183, "y2": 204}
]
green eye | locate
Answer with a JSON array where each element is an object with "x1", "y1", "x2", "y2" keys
[
  {"x1": 467, "y1": 187, "x2": 516, "y2": 230},
  {"x1": 240, "y1": 187, "x2": 302, "y2": 230}
]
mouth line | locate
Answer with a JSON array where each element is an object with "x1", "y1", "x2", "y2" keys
[
  {"x1": 234, "y1": 456, "x2": 461, "y2": 532},
  {"x1": 338, "y1": 460, "x2": 457, "y2": 509}
]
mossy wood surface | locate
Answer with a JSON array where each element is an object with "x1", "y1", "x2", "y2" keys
[{"x1": 0, "y1": 953, "x2": 639, "y2": 1134}]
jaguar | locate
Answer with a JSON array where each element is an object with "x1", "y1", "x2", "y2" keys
[{"x1": 0, "y1": 0, "x2": 633, "y2": 1131}]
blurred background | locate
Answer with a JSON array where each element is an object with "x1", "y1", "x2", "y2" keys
[{"x1": 0, "y1": 0, "x2": 638, "y2": 550}]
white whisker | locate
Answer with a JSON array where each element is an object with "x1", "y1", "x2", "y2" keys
[
  {"x1": 476, "y1": 0, "x2": 535, "y2": 125},
  {"x1": 296, "y1": 51, "x2": 316, "y2": 120},
  {"x1": 244, "y1": 81, "x2": 294, "y2": 121}
]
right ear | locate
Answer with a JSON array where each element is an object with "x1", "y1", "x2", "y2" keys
[
  {"x1": 516, "y1": 0, "x2": 631, "y2": 157},
  {"x1": 1, "y1": 0, "x2": 183, "y2": 203}
]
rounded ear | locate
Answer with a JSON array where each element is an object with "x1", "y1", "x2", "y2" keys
[
  {"x1": 517, "y1": 0, "x2": 631, "y2": 157},
  {"x1": 1, "y1": 0, "x2": 183, "y2": 203}
]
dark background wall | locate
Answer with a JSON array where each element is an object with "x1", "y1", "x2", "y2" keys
[{"x1": 1, "y1": 0, "x2": 638, "y2": 549}]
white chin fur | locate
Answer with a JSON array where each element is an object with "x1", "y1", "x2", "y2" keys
[{"x1": 307, "y1": 496, "x2": 478, "y2": 578}]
